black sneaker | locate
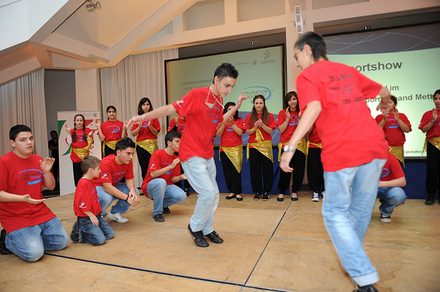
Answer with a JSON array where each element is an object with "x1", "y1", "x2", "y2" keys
[
  {"x1": 353, "y1": 284, "x2": 378, "y2": 292},
  {"x1": 425, "y1": 196, "x2": 435, "y2": 205},
  {"x1": 163, "y1": 207, "x2": 171, "y2": 214},
  {"x1": 70, "y1": 221, "x2": 80, "y2": 243},
  {"x1": 153, "y1": 214, "x2": 165, "y2": 222},
  {"x1": 205, "y1": 231, "x2": 223, "y2": 244},
  {"x1": 187, "y1": 224, "x2": 209, "y2": 247},
  {"x1": 254, "y1": 193, "x2": 261, "y2": 200},
  {"x1": 0, "y1": 229, "x2": 11, "y2": 254},
  {"x1": 262, "y1": 192, "x2": 270, "y2": 200}
]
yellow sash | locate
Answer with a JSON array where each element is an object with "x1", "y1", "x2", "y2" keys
[
  {"x1": 308, "y1": 141, "x2": 322, "y2": 149},
  {"x1": 105, "y1": 140, "x2": 119, "y2": 150},
  {"x1": 247, "y1": 140, "x2": 273, "y2": 162},
  {"x1": 277, "y1": 139, "x2": 307, "y2": 161},
  {"x1": 220, "y1": 145, "x2": 243, "y2": 173},
  {"x1": 72, "y1": 137, "x2": 93, "y2": 160},
  {"x1": 427, "y1": 137, "x2": 440, "y2": 151},
  {"x1": 136, "y1": 139, "x2": 158, "y2": 155},
  {"x1": 389, "y1": 145, "x2": 404, "y2": 165}
]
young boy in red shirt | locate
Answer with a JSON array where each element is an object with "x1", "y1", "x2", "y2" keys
[
  {"x1": 0, "y1": 124, "x2": 68, "y2": 261},
  {"x1": 71, "y1": 155, "x2": 114, "y2": 245}
]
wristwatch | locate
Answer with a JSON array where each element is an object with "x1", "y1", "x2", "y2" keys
[{"x1": 283, "y1": 145, "x2": 295, "y2": 153}]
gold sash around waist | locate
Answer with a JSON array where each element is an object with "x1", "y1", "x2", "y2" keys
[
  {"x1": 72, "y1": 146, "x2": 89, "y2": 160},
  {"x1": 105, "y1": 140, "x2": 119, "y2": 150},
  {"x1": 247, "y1": 140, "x2": 273, "y2": 162},
  {"x1": 220, "y1": 145, "x2": 243, "y2": 173},
  {"x1": 427, "y1": 136, "x2": 440, "y2": 151},
  {"x1": 308, "y1": 141, "x2": 322, "y2": 149},
  {"x1": 137, "y1": 139, "x2": 158, "y2": 155},
  {"x1": 72, "y1": 137, "x2": 93, "y2": 160},
  {"x1": 278, "y1": 139, "x2": 307, "y2": 161},
  {"x1": 389, "y1": 145, "x2": 404, "y2": 165}
]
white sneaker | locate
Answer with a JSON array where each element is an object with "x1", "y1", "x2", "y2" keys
[
  {"x1": 312, "y1": 192, "x2": 320, "y2": 202},
  {"x1": 107, "y1": 212, "x2": 128, "y2": 223}
]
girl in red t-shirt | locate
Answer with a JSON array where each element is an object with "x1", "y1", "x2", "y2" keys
[
  {"x1": 419, "y1": 89, "x2": 440, "y2": 205},
  {"x1": 245, "y1": 95, "x2": 276, "y2": 200},
  {"x1": 97, "y1": 105, "x2": 126, "y2": 157},
  {"x1": 375, "y1": 95, "x2": 412, "y2": 165},
  {"x1": 131, "y1": 97, "x2": 161, "y2": 179},
  {"x1": 277, "y1": 91, "x2": 306, "y2": 202},
  {"x1": 64, "y1": 114, "x2": 94, "y2": 186},
  {"x1": 216, "y1": 102, "x2": 245, "y2": 201}
]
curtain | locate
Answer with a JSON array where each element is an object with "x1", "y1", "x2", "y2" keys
[
  {"x1": 100, "y1": 49, "x2": 178, "y2": 185},
  {"x1": 0, "y1": 69, "x2": 48, "y2": 157}
]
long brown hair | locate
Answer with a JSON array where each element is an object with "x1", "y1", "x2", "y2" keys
[
  {"x1": 249, "y1": 95, "x2": 269, "y2": 127},
  {"x1": 72, "y1": 114, "x2": 87, "y2": 142}
]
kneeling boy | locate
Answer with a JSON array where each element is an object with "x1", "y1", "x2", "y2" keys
[{"x1": 142, "y1": 131, "x2": 187, "y2": 222}]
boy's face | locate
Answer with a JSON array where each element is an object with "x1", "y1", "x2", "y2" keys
[
  {"x1": 293, "y1": 44, "x2": 313, "y2": 70},
  {"x1": 213, "y1": 76, "x2": 236, "y2": 98},
  {"x1": 434, "y1": 93, "x2": 440, "y2": 109},
  {"x1": 167, "y1": 138, "x2": 180, "y2": 153},
  {"x1": 91, "y1": 166, "x2": 101, "y2": 178},
  {"x1": 11, "y1": 131, "x2": 34, "y2": 157},
  {"x1": 116, "y1": 147, "x2": 135, "y2": 164}
]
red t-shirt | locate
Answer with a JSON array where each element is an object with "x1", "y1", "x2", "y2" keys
[
  {"x1": 93, "y1": 154, "x2": 134, "y2": 186},
  {"x1": 0, "y1": 152, "x2": 56, "y2": 233},
  {"x1": 375, "y1": 112, "x2": 411, "y2": 146},
  {"x1": 141, "y1": 149, "x2": 181, "y2": 196},
  {"x1": 297, "y1": 60, "x2": 388, "y2": 171},
  {"x1": 245, "y1": 113, "x2": 276, "y2": 144},
  {"x1": 70, "y1": 128, "x2": 92, "y2": 163},
  {"x1": 220, "y1": 118, "x2": 245, "y2": 147},
  {"x1": 167, "y1": 116, "x2": 186, "y2": 134},
  {"x1": 419, "y1": 109, "x2": 440, "y2": 139},
  {"x1": 308, "y1": 125, "x2": 321, "y2": 148},
  {"x1": 380, "y1": 153, "x2": 405, "y2": 181},
  {"x1": 132, "y1": 119, "x2": 160, "y2": 142},
  {"x1": 172, "y1": 87, "x2": 224, "y2": 162},
  {"x1": 101, "y1": 120, "x2": 124, "y2": 142},
  {"x1": 74, "y1": 177, "x2": 102, "y2": 217},
  {"x1": 277, "y1": 109, "x2": 300, "y2": 143}
]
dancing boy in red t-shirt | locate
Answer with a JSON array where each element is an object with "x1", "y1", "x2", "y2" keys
[
  {"x1": 71, "y1": 155, "x2": 113, "y2": 245},
  {"x1": 0, "y1": 125, "x2": 68, "y2": 261},
  {"x1": 280, "y1": 32, "x2": 391, "y2": 292},
  {"x1": 128, "y1": 63, "x2": 246, "y2": 248}
]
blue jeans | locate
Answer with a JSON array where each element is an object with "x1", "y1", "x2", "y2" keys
[
  {"x1": 5, "y1": 217, "x2": 68, "y2": 262},
  {"x1": 377, "y1": 187, "x2": 406, "y2": 216},
  {"x1": 77, "y1": 215, "x2": 114, "y2": 245},
  {"x1": 182, "y1": 157, "x2": 219, "y2": 235},
  {"x1": 96, "y1": 183, "x2": 131, "y2": 216},
  {"x1": 322, "y1": 159, "x2": 386, "y2": 287},
  {"x1": 147, "y1": 178, "x2": 187, "y2": 216}
]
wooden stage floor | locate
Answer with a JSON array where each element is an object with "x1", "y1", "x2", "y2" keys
[{"x1": 1, "y1": 192, "x2": 439, "y2": 292}]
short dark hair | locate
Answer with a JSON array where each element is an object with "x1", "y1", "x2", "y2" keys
[
  {"x1": 50, "y1": 130, "x2": 58, "y2": 136},
  {"x1": 115, "y1": 137, "x2": 135, "y2": 151},
  {"x1": 294, "y1": 31, "x2": 328, "y2": 61},
  {"x1": 283, "y1": 91, "x2": 299, "y2": 111},
  {"x1": 223, "y1": 102, "x2": 239, "y2": 120},
  {"x1": 137, "y1": 97, "x2": 153, "y2": 115},
  {"x1": 165, "y1": 130, "x2": 181, "y2": 145},
  {"x1": 213, "y1": 63, "x2": 238, "y2": 82},
  {"x1": 81, "y1": 155, "x2": 100, "y2": 174},
  {"x1": 434, "y1": 89, "x2": 440, "y2": 96},
  {"x1": 9, "y1": 124, "x2": 32, "y2": 141},
  {"x1": 390, "y1": 95, "x2": 398, "y2": 106}
]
